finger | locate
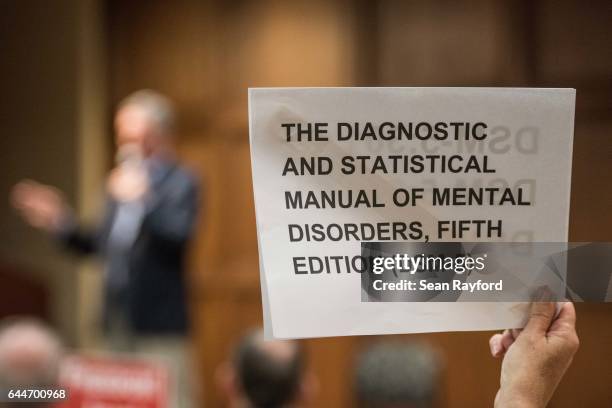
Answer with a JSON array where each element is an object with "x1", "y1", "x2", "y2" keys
[
  {"x1": 500, "y1": 329, "x2": 516, "y2": 351},
  {"x1": 11, "y1": 181, "x2": 43, "y2": 205},
  {"x1": 12, "y1": 189, "x2": 38, "y2": 211},
  {"x1": 11, "y1": 192, "x2": 34, "y2": 211},
  {"x1": 10, "y1": 182, "x2": 30, "y2": 205},
  {"x1": 15, "y1": 179, "x2": 35, "y2": 189},
  {"x1": 489, "y1": 333, "x2": 504, "y2": 357},
  {"x1": 524, "y1": 300, "x2": 556, "y2": 336},
  {"x1": 15, "y1": 179, "x2": 40, "y2": 196}
]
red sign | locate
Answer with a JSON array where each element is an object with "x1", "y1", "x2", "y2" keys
[{"x1": 57, "y1": 353, "x2": 169, "y2": 408}]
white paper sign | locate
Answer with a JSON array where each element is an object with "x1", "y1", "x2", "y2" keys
[{"x1": 249, "y1": 87, "x2": 575, "y2": 339}]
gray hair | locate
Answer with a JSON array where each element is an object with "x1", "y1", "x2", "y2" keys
[
  {"x1": 0, "y1": 317, "x2": 64, "y2": 389},
  {"x1": 355, "y1": 342, "x2": 442, "y2": 408},
  {"x1": 118, "y1": 89, "x2": 176, "y2": 135}
]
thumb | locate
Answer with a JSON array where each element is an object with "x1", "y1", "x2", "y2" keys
[
  {"x1": 548, "y1": 302, "x2": 577, "y2": 339},
  {"x1": 524, "y1": 300, "x2": 556, "y2": 336}
]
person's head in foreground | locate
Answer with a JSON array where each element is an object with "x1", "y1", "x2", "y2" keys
[
  {"x1": 0, "y1": 317, "x2": 64, "y2": 407},
  {"x1": 354, "y1": 342, "x2": 442, "y2": 408},
  {"x1": 217, "y1": 329, "x2": 314, "y2": 408}
]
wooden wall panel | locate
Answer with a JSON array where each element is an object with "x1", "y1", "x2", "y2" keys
[
  {"x1": 569, "y1": 121, "x2": 612, "y2": 241},
  {"x1": 0, "y1": 0, "x2": 85, "y2": 344},
  {"x1": 377, "y1": 0, "x2": 529, "y2": 85},
  {"x1": 550, "y1": 303, "x2": 612, "y2": 407},
  {"x1": 537, "y1": 0, "x2": 612, "y2": 81}
]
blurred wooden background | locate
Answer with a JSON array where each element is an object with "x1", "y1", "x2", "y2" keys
[
  {"x1": 0, "y1": 0, "x2": 610, "y2": 406},
  {"x1": 107, "y1": 0, "x2": 612, "y2": 406}
]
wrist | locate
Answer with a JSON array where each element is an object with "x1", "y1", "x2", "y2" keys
[
  {"x1": 50, "y1": 209, "x2": 74, "y2": 236},
  {"x1": 495, "y1": 387, "x2": 543, "y2": 408}
]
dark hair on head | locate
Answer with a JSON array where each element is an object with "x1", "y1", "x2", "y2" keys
[
  {"x1": 354, "y1": 342, "x2": 441, "y2": 408},
  {"x1": 234, "y1": 330, "x2": 305, "y2": 408}
]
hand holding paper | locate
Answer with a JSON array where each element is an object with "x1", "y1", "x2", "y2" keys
[{"x1": 491, "y1": 301, "x2": 579, "y2": 408}]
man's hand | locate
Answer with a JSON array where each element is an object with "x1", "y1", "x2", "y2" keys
[
  {"x1": 11, "y1": 180, "x2": 68, "y2": 232},
  {"x1": 107, "y1": 164, "x2": 149, "y2": 202},
  {"x1": 490, "y1": 301, "x2": 579, "y2": 408}
]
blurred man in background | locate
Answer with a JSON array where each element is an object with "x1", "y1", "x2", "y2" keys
[
  {"x1": 0, "y1": 318, "x2": 64, "y2": 408},
  {"x1": 11, "y1": 90, "x2": 199, "y2": 407},
  {"x1": 354, "y1": 342, "x2": 442, "y2": 408},
  {"x1": 217, "y1": 329, "x2": 316, "y2": 408}
]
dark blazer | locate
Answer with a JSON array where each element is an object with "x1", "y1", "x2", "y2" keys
[{"x1": 59, "y1": 162, "x2": 199, "y2": 335}]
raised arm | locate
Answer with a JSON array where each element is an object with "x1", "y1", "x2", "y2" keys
[
  {"x1": 490, "y1": 300, "x2": 579, "y2": 408},
  {"x1": 11, "y1": 179, "x2": 99, "y2": 255}
]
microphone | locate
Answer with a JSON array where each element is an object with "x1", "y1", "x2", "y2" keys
[{"x1": 115, "y1": 143, "x2": 145, "y2": 168}]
